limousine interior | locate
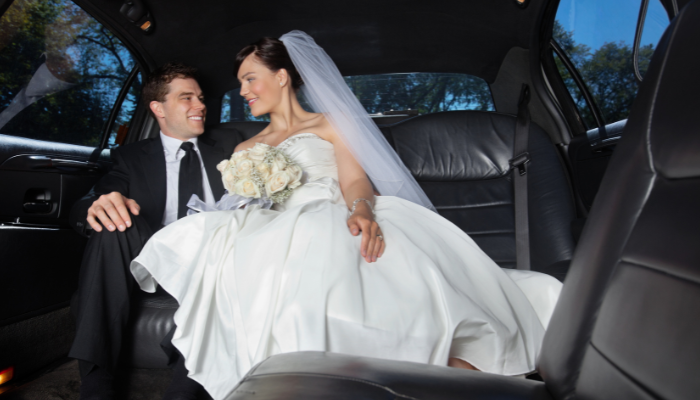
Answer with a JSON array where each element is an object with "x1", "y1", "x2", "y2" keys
[{"x1": 0, "y1": 0, "x2": 698, "y2": 398}]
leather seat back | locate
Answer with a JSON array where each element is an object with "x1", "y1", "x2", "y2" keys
[
  {"x1": 209, "y1": 112, "x2": 576, "y2": 275},
  {"x1": 381, "y1": 111, "x2": 576, "y2": 272},
  {"x1": 208, "y1": 121, "x2": 267, "y2": 142},
  {"x1": 539, "y1": 2, "x2": 700, "y2": 398}
]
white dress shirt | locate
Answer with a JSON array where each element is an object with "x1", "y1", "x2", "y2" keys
[{"x1": 160, "y1": 132, "x2": 215, "y2": 226}]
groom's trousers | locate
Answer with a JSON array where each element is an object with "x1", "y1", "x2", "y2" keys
[{"x1": 68, "y1": 214, "x2": 156, "y2": 375}]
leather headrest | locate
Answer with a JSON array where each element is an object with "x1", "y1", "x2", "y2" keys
[
  {"x1": 645, "y1": 2, "x2": 700, "y2": 179},
  {"x1": 387, "y1": 111, "x2": 531, "y2": 181}
]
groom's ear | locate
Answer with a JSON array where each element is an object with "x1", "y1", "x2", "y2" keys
[{"x1": 150, "y1": 101, "x2": 165, "y2": 119}]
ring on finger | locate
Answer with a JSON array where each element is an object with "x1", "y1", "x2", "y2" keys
[{"x1": 377, "y1": 234, "x2": 383, "y2": 241}]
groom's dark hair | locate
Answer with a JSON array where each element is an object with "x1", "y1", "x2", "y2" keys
[
  {"x1": 235, "y1": 37, "x2": 304, "y2": 90},
  {"x1": 143, "y1": 62, "x2": 199, "y2": 117}
]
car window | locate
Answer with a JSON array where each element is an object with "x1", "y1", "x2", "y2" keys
[
  {"x1": 221, "y1": 73, "x2": 495, "y2": 123},
  {"x1": 552, "y1": 0, "x2": 669, "y2": 127},
  {"x1": 0, "y1": 0, "x2": 140, "y2": 147}
]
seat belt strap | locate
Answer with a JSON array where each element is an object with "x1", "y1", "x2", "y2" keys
[{"x1": 510, "y1": 84, "x2": 531, "y2": 270}]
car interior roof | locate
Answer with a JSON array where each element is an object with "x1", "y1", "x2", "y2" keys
[{"x1": 77, "y1": 0, "x2": 543, "y2": 101}]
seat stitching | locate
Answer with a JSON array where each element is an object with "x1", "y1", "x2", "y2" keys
[
  {"x1": 587, "y1": 344, "x2": 664, "y2": 400},
  {"x1": 464, "y1": 230, "x2": 515, "y2": 236},
  {"x1": 644, "y1": 7, "x2": 685, "y2": 176},
  {"x1": 616, "y1": 258, "x2": 700, "y2": 286},
  {"x1": 239, "y1": 372, "x2": 421, "y2": 399},
  {"x1": 436, "y1": 202, "x2": 512, "y2": 210}
]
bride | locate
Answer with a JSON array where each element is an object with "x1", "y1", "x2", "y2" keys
[{"x1": 130, "y1": 31, "x2": 562, "y2": 400}]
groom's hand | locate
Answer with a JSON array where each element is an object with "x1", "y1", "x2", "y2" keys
[
  {"x1": 87, "y1": 191, "x2": 141, "y2": 232},
  {"x1": 347, "y1": 204, "x2": 385, "y2": 263}
]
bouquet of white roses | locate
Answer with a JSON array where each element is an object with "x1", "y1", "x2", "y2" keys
[{"x1": 216, "y1": 143, "x2": 303, "y2": 204}]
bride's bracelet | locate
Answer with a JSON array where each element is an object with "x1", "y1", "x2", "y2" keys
[{"x1": 351, "y1": 198, "x2": 374, "y2": 215}]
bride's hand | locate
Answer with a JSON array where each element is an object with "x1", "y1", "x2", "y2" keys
[{"x1": 347, "y1": 202, "x2": 385, "y2": 263}]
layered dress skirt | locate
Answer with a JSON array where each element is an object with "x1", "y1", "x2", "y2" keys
[{"x1": 131, "y1": 133, "x2": 562, "y2": 400}]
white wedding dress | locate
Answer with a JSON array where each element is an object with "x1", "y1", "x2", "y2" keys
[{"x1": 131, "y1": 133, "x2": 562, "y2": 400}]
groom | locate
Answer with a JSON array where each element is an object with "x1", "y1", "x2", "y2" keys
[{"x1": 68, "y1": 62, "x2": 235, "y2": 399}]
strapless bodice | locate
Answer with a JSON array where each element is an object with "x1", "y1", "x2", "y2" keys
[{"x1": 273, "y1": 133, "x2": 344, "y2": 211}]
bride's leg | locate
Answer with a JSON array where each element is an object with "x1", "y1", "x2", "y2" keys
[{"x1": 448, "y1": 357, "x2": 480, "y2": 371}]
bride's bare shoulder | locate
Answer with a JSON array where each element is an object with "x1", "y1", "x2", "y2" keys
[
  {"x1": 233, "y1": 138, "x2": 256, "y2": 153},
  {"x1": 303, "y1": 113, "x2": 338, "y2": 142},
  {"x1": 234, "y1": 130, "x2": 271, "y2": 153}
]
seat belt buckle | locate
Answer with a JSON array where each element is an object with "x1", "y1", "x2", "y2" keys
[{"x1": 510, "y1": 152, "x2": 530, "y2": 176}]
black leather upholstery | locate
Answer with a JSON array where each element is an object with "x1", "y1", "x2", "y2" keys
[
  {"x1": 539, "y1": 2, "x2": 700, "y2": 398},
  {"x1": 223, "y1": 1, "x2": 700, "y2": 398},
  {"x1": 71, "y1": 287, "x2": 178, "y2": 369},
  {"x1": 124, "y1": 100, "x2": 576, "y2": 369},
  {"x1": 382, "y1": 111, "x2": 575, "y2": 271},
  {"x1": 209, "y1": 121, "x2": 266, "y2": 142},
  {"x1": 125, "y1": 108, "x2": 576, "y2": 367},
  {"x1": 207, "y1": 112, "x2": 576, "y2": 273},
  {"x1": 122, "y1": 288, "x2": 178, "y2": 368},
  {"x1": 229, "y1": 352, "x2": 554, "y2": 400}
]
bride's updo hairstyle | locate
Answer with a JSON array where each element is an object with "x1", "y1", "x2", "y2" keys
[{"x1": 235, "y1": 37, "x2": 304, "y2": 91}]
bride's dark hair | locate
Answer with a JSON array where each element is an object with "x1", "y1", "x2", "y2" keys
[{"x1": 235, "y1": 37, "x2": 304, "y2": 90}]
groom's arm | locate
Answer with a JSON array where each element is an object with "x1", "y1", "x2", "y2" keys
[{"x1": 69, "y1": 148, "x2": 136, "y2": 236}]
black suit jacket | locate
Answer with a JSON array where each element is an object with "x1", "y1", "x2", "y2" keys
[{"x1": 70, "y1": 133, "x2": 237, "y2": 236}]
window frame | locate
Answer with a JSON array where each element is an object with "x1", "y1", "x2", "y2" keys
[
  {"x1": 544, "y1": 0, "x2": 672, "y2": 137},
  {"x1": 549, "y1": 39, "x2": 605, "y2": 129},
  {"x1": 99, "y1": 65, "x2": 142, "y2": 149},
  {"x1": 73, "y1": 0, "x2": 150, "y2": 148}
]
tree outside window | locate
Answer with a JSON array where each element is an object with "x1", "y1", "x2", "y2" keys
[{"x1": 0, "y1": 0, "x2": 138, "y2": 146}]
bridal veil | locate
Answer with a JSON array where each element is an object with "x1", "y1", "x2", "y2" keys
[{"x1": 279, "y1": 30, "x2": 435, "y2": 211}]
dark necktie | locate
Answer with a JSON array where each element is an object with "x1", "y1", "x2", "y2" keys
[{"x1": 178, "y1": 141, "x2": 204, "y2": 219}]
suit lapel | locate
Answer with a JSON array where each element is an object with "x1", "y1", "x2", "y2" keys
[
  {"x1": 198, "y1": 137, "x2": 226, "y2": 199},
  {"x1": 141, "y1": 138, "x2": 167, "y2": 221}
]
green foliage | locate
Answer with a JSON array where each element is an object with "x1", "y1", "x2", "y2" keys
[
  {"x1": 344, "y1": 73, "x2": 494, "y2": 115},
  {"x1": 552, "y1": 20, "x2": 655, "y2": 127},
  {"x1": 0, "y1": 0, "x2": 135, "y2": 146}
]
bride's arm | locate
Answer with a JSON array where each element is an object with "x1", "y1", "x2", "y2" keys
[{"x1": 333, "y1": 134, "x2": 386, "y2": 263}]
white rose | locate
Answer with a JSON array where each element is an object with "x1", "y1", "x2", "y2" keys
[
  {"x1": 285, "y1": 165, "x2": 302, "y2": 189},
  {"x1": 256, "y1": 162, "x2": 271, "y2": 179},
  {"x1": 270, "y1": 153, "x2": 287, "y2": 174},
  {"x1": 235, "y1": 178, "x2": 261, "y2": 198},
  {"x1": 235, "y1": 159, "x2": 254, "y2": 178},
  {"x1": 288, "y1": 180, "x2": 302, "y2": 190},
  {"x1": 222, "y1": 169, "x2": 237, "y2": 192},
  {"x1": 216, "y1": 159, "x2": 230, "y2": 172},
  {"x1": 266, "y1": 171, "x2": 290, "y2": 197},
  {"x1": 231, "y1": 150, "x2": 248, "y2": 161},
  {"x1": 248, "y1": 143, "x2": 269, "y2": 162}
]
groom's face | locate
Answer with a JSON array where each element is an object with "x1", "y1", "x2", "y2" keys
[{"x1": 153, "y1": 77, "x2": 206, "y2": 141}]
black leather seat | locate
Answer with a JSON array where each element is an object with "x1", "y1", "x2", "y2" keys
[
  {"x1": 121, "y1": 24, "x2": 581, "y2": 373},
  {"x1": 222, "y1": 1, "x2": 700, "y2": 398},
  {"x1": 381, "y1": 111, "x2": 575, "y2": 275},
  {"x1": 124, "y1": 102, "x2": 576, "y2": 368},
  {"x1": 211, "y1": 110, "x2": 577, "y2": 277},
  {"x1": 121, "y1": 287, "x2": 178, "y2": 368}
]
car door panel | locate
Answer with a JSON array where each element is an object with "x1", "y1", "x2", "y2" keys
[{"x1": 0, "y1": 136, "x2": 112, "y2": 327}]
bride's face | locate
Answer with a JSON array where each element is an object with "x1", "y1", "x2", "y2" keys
[{"x1": 237, "y1": 54, "x2": 286, "y2": 116}]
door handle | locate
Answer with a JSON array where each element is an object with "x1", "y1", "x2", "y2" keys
[
  {"x1": 23, "y1": 188, "x2": 55, "y2": 214},
  {"x1": 23, "y1": 201, "x2": 52, "y2": 213}
]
